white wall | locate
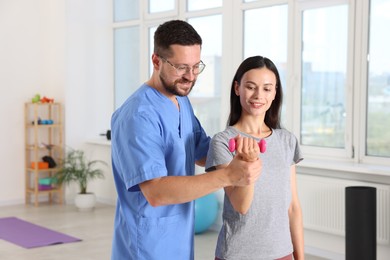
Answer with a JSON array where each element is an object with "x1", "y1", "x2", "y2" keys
[
  {"x1": 0, "y1": 0, "x2": 66, "y2": 205},
  {"x1": 63, "y1": 0, "x2": 114, "y2": 204},
  {"x1": 0, "y1": 0, "x2": 114, "y2": 205}
]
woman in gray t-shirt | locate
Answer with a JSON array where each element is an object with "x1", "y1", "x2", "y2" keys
[{"x1": 206, "y1": 56, "x2": 304, "y2": 260}]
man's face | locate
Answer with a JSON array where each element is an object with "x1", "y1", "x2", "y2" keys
[{"x1": 158, "y1": 44, "x2": 202, "y2": 97}]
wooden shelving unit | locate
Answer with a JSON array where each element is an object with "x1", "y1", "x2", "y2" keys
[{"x1": 24, "y1": 102, "x2": 64, "y2": 206}]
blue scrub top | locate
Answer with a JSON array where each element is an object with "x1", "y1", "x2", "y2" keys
[{"x1": 111, "y1": 84, "x2": 210, "y2": 260}]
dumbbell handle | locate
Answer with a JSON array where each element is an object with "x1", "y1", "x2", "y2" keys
[
  {"x1": 100, "y1": 130, "x2": 111, "y2": 140},
  {"x1": 228, "y1": 138, "x2": 267, "y2": 153}
]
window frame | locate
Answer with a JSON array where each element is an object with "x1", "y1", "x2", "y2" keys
[
  {"x1": 292, "y1": 0, "x2": 355, "y2": 161},
  {"x1": 357, "y1": 0, "x2": 390, "y2": 166}
]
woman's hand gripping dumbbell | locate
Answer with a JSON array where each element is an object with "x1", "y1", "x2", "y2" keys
[{"x1": 228, "y1": 137, "x2": 266, "y2": 154}]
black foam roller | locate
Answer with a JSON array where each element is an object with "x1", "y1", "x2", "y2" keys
[{"x1": 345, "y1": 186, "x2": 376, "y2": 260}]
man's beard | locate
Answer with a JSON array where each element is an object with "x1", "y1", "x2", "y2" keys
[{"x1": 160, "y1": 74, "x2": 195, "y2": 97}]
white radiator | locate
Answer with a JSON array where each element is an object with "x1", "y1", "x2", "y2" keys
[{"x1": 297, "y1": 174, "x2": 390, "y2": 245}]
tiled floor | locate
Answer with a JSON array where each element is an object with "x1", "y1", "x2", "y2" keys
[
  {"x1": 0, "y1": 203, "x2": 327, "y2": 259},
  {"x1": 195, "y1": 230, "x2": 218, "y2": 259}
]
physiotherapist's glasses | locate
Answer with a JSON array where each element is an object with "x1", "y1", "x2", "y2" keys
[{"x1": 159, "y1": 56, "x2": 206, "y2": 76}]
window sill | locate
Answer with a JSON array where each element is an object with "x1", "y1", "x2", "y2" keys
[
  {"x1": 298, "y1": 158, "x2": 390, "y2": 180},
  {"x1": 86, "y1": 138, "x2": 111, "y2": 146},
  {"x1": 83, "y1": 139, "x2": 390, "y2": 179}
]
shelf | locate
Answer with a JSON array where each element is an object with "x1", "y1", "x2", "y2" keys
[
  {"x1": 26, "y1": 167, "x2": 60, "y2": 172},
  {"x1": 24, "y1": 102, "x2": 64, "y2": 206},
  {"x1": 26, "y1": 124, "x2": 62, "y2": 128},
  {"x1": 26, "y1": 188, "x2": 61, "y2": 193},
  {"x1": 25, "y1": 145, "x2": 61, "y2": 151}
]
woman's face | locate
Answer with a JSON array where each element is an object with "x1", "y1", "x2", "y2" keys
[{"x1": 235, "y1": 67, "x2": 277, "y2": 117}]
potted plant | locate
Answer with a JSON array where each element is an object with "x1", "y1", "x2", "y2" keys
[{"x1": 55, "y1": 148, "x2": 107, "y2": 211}]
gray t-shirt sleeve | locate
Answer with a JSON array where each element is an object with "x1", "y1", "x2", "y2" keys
[
  {"x1": 292, "y1": 134, "x2": 303, "y2": 165},
  {"x1": 205, "y1": 130, "x2": 236, "y2": 172}
]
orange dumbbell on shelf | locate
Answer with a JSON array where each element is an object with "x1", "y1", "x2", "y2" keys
[
  {"x1": 31, "y1": 161, "x2": 49, "y2": 169},
  {"x1": 40, "y1": 96, "x2": 54, "y2": 103}
]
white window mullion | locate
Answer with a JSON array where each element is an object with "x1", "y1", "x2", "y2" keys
[
  {"x1": 344, "y1": 0, "x2": 357, "y2": 159},
  {"x1": 219, "y1": 1, "x2": 237, "y2": 130}
]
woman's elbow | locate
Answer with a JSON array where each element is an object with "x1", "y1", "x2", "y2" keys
[
  {"x1": 288, "y1": 202, "x2": 302, "y2": 218},
  {"x1": 234, "y1": 205, "x2": 250, "y2": 215}
]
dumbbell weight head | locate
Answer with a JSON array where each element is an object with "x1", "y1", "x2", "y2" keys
[{"x1": 228, "y1": 138, "x2": 266, "y2": 153}]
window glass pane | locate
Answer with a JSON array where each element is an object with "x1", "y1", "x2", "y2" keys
[
  {"x1": 187, "y1": 0, "x2": 222, "y2": 11},
  {"x1": 149, "y1": 0, "x2": 175, "y2": 13},
  {"x1": 114, "y1": 26, "x2": 140, "y2": 108},
  {"x1": 367, "y1": 0, "x2": 390, "y2": 157},
  {"x1": 301, "y1": 5, "x2": 348, "y2": 148},
  {"x1": 188, "y1": 15, "x2": 222, "y2": 136},
  {"x1": 114, "y1": 0, "x2": 139, "y2": 22},
  {"x1": 244, "y1": 5, "x2": 288, "y2": 123}
]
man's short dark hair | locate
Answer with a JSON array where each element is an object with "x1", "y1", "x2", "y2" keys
[{"x1": 154, "y1": 20, "x2": 202, "y2": 58}]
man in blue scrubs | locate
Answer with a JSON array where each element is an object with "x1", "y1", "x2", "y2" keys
[{"x1": 111, "y1": 20, "x2": 262, "y2": 260}]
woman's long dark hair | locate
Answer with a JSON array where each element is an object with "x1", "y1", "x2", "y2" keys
[{"x1": 227, "y1": 56, "x2": 283, "y2": 129}]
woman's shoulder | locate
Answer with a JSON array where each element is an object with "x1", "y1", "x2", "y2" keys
[
  {"x1": 212, "y1": 126, "x2": 239, "y2": 140},
  {"x1": 272, "y1": 128, "x2": 298, "y2": 142}
]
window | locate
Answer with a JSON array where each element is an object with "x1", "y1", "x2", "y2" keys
[
  {"x1": 187, "y1": 0, "x2": 222, "y2": 11},
  {"x1": 114, "y1": 26, "x2": 140, "y2": 108},
  {"x1": 114, "y1": 0, "x2": 139, "y2": 22},
  {"x1": 112, "y1": 0, "x2": 390, "y2": 169},
  {"x1": 148, "y1": 0, "x2": 175, "y2": 13},
  {"x1": 366, "y1": 0, "x2": 390, "y2": 157},
  {"x1": 300, "y1": 4, "x2": 348, "y2": 149}
]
